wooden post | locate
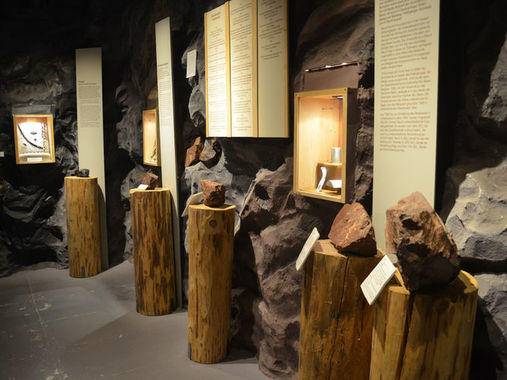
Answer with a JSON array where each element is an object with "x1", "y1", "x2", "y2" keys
[
  {"x1": 370, "y1": 271, "x2": 478, "y2": 380},
  {"x1": 188, "y1": 203, "x2": 235, "y2": 364},
  {"x1": 130, "y1": 188, "x2": 176, "y2": 316},
  {"x1": 299, "y1": 239, "x2": 381, "y2": 380},
  {"x1": 65, "y1": 176, "x2": 102, "y2": 278}
]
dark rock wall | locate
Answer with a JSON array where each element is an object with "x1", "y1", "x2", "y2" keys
[
  {"x1": 0, "y1": 26, "x2": 80, "y2": 274},
  {"x1": 439, "y1": 1, "x2": 507, "y2": 377},
  {"x1": 0, "y1": 0, "x2": 505, "y2": 379}
]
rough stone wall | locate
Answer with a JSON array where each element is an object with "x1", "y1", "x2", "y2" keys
[
  {"x1": 0, "y1": 55, "x2": 78, "y2": 275},
  {"x1": 440, "y1": 1, "x2": 507, "y2": 377}
]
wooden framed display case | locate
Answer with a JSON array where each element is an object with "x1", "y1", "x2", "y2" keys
[
  {"x1": 294, "y1": 88, "x2": 358, "y2": 203},
  {"x1": 143, "y1": 109, "x2": 160, "y2": 166},
  {"x1": 13, "y1": 114, "x2": 55, "y2": 164}
]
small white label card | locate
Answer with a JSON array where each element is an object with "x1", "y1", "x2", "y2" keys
[
  {"x1": 186, "y1": 49, "x2": 197, "y2": 78},
  {"x1": 137, "y1": 184, "x2": 149, "y2": 190},
  {"x1": 325, "y1": 179, "x2": 343, "y2": 189},
  {"x1": 361, "y1": 255, "x2": 397, "y2": 305},
  {"x1": 0, "y1": 151, "x2": 4, "y2": 157},
  {"x1": 296, "y1": 228, "x2": 320, "y2": 271},
  {"x1": 181, "y1": 192, "x2": 204, "y2": 217}
]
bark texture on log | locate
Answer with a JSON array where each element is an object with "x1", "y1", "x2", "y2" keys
[
  {"x1": 299, "y1": 239, "x2": 381, "y2": 380},
  {"x1": 188, "y1": 203, "x2": 235, "y2": 363},
  {"x1": 130, "y1": 188, "x2": 176, "y2": 316},
  {"x1": 65, "y1": 176, "x2": 102, "y2": 278},
  {"x1": 370, "y1": 271, "x2": 478, "y2": 380}
]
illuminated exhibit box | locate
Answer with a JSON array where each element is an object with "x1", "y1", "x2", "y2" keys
[
  {"x1": 13, "y1": 114, "x2": 55, "y2": 164},
  {"x1": 142, "y1": 109, "x2": 160, "y2": 166},
  {"x1": 294, "y1": 88, "x2": 358, "y2": 203}
]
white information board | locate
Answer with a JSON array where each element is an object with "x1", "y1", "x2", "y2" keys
[
  {"x1": 75, "y1": 47, "x2": 108, "y2": 268},
  {"x1": 205, "y1": 3, "x2": 231, "y2": 137},
  {"x1": 230, "y1": 0, "x2": 257, "y2": 137},
  {"x1": 257, "y1": 0, "x2": 288, "y2": 137},
  {"x1": 155, "y1": 17, "x2": 182, "y2": 307},
  {"x1": 373, "y1": 0, "x2": 440, "y2": 250}
]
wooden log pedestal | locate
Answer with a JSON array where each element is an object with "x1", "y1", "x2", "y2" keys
[
  {"x1": 370, "y1": 271, "x2": 478, "y2": 380},
  {"x1": 188, "y1": 203, "x2": 235, "y2": 364},
  {"x1": 299, "y1": 239, "x2": 382, "y2": 380},
  {"x1": 130, "y1": 188, "x2": 176, "y2": 316},
  {"x1": 65, "y1": 176, "x2": 102, "y2": 278}
]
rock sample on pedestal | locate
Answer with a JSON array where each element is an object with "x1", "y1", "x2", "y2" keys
[
  {"x1": 328, "y1": 202, "x2": 377, "y2": 256},
  {"x1": 201, "y1": 179, "x2": 225, "y2": 207},
  {"x1": 141, "y1": 172, "x2": 159, "y2": 190},
  {"x1": 385, "y1": 192, "x2": 460, "y2": 291},
  {"x1": 75, "y1": 169, "x2": 90, "y2": 177}
]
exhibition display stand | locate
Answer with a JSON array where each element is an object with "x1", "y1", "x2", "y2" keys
[
  {"x1": 130, "y1": 188, "x2": 176, "y2": 316},
  {"x1": 187, "y1": 203, "x2": 235, "y2": 364},
  {"x1": 298, "y1": 239, "x2": 381, "y2": 380},
  {"x1": 370, "y1": 271, "x2": 478, "y2": 380},
  {"x1": 65, "y1": 176, "x2": 102, "y2": 278}
]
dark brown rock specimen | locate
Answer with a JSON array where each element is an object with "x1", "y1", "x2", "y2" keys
[
  {"x1": 185, "y1": 136, "x2": 204, "y2": 167},
  {"x1": 201, "y1": 179, "x2": 225, "y2": 207},
  {"x1": 75, "y1": 169, "x2": 89, "y2": 177},
  {"x1": 141, "y1": 172, "x2": 159, "y2": 190},
  {"x1": 385, "y1": 192, "x2": 460, "y2": 291},
  {"x1": 328, "y1": 202, "x2": 377, "y2": 256}
]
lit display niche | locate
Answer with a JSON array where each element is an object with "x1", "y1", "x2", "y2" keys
[
  {"x1": 294, "y1": 88, "x2": 358, "y2": 203},
  {"x1": 13, "y1": 114, "x2": 55, "y2": 164}
]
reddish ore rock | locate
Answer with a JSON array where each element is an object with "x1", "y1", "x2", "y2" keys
[
  {"x1": 385, "y1": 192, "x2": 460, "y2": 291},
  {"x1": 185, "y1": 136, "x2": 204, "y2": 167},
  {"x1": 201, "y1": 179, "x2": 225, "y2": 207},
  {"x1": 199, "y1": 138, "x2": 220, "y2": 166},
  {"x1": 328, "y1": 202, "x2": 377, "y2": 256},
  {"x1": 141, "y1": 172, "x2": 158, "y2": 190}
]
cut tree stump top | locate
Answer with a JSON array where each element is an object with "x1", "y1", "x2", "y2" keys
[{"x1": 189, "y1": 204, "x2": 235, "y2": 212}]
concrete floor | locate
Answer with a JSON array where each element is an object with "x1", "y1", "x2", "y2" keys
[{"x1": 0, "y1": 262, "x2": 269, "y2": 380}]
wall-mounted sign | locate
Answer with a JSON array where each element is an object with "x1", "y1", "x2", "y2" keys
[
  {"x1": 155, "y1": 16, "x2": 182, "y2": 308},
  {"x1": 204, "y1": 0, "x2": 288, "y2": 138},
  {"x1": 75, "y1": 47, "x2": 108, "y2": 268},
  {"x1": 373, "y1": 0, "x2": 440, "y2": 249}
]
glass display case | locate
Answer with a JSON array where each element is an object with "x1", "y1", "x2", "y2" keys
[{"x1": 294, "y1": 88, "x2": 357, "y2": 203}]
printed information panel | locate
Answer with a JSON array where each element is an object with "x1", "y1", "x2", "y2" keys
[
  {"x1": 155, "y1": 17, "x2": 182, "y2": 307},
  {"x1": 75, "y1": 47, "x2": 108, "y2": 266},
  {"x1": 373, "y1": 0, "x2": 440, "y2": 250},
  {"x1": 257, "y1": 0, "x2": 288, "y2": 137},
  {"x1": 205, "y1": 3, "x2": 231, "y2": 137}
]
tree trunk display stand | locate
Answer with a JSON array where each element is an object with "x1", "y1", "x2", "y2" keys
[
  {"x1": 130, "y1": 188, "x2": 176, "y2": 316},
  {"x1": 65, "y1": 176, "x2": 102, "y2": 278},
  {"x1": 188, "y1": 203, "x2": 235, "y2": 364},
  {"x1": 299, "y1": 239, "x2": 382, "y2": 380},
  {"x1": 370, "y1": 271, "x2": 478, "y2": 380}
]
